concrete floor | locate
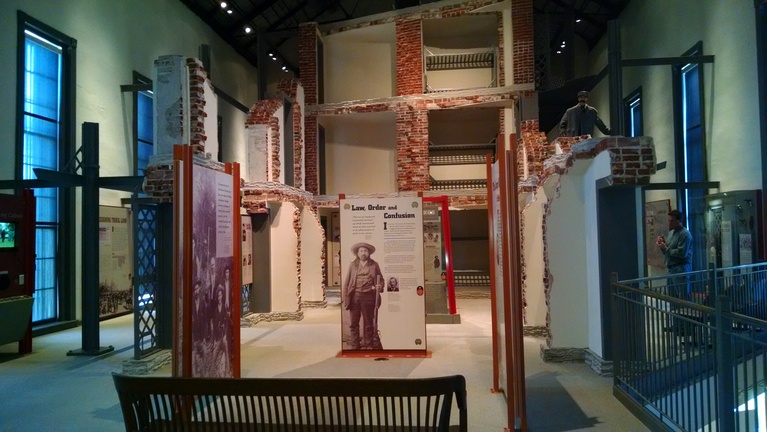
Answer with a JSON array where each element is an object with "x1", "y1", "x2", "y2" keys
[{"x1": 0, "y1": 297, "x2": 647, "y2": 431}]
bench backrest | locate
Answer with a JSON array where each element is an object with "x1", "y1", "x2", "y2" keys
[{"x1": 113, "y1": 373, "x2": 467, "y2": 431}]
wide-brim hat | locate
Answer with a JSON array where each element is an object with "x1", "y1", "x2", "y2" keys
[{"x1": 351, "y1": 242, "x2": 376, "y2": 255}]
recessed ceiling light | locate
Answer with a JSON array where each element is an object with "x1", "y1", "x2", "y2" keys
[
  {"x1": 556, "y1": 50, "x2": 562, "y2": 54},
  {"x1": 271, "y1": 56, "x2": 277, "y2": 60},
  {"x1": 245, "y1": 27, "x2": 251, "y2": 33},
  {"x1": 220, "y1": 2, "x2": 227, "y2": 8},
  {"x1": 576, "y1": 19, "x2": 581, "y2": 23},
  {"x1": 227, "y1": 9, "x2": 233, "y2": 14}
]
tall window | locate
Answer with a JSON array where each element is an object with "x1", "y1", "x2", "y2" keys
[
  {"x1": 133, "y1": 72, "x2": 153, "y2": 176},
  {"x1": 17, "y1": 13, "x2": 76, "y2": 323},
  {"x1": 624, "y1": 87, "x2": 642, "y2": 137},
  {"x1": 673, "y1": 42, "x2": 706, "y2": 270}
]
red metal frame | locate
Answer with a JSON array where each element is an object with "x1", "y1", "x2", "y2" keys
[{"x1": 423, "y1": 196, "x2": 456, "y2": 315}]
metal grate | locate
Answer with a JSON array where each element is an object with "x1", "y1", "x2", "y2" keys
[
  {"x1": 454, "y1": 272, "x2": 491, "y2": 286},
  {"x1": 429, "y1": 179, "x2": 487, "y2": 191},
  {"x1": 425, "y1": 52, "x2": 494, "y2": 71},
  {"x1": 133, "y1": 203, "x2": 159, "y2": 359},
  {"x1": 429, "y1": 154, "x2": 487, "y2": 165}
]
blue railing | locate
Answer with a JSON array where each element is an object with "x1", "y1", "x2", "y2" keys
[{"x1": 612, "y1": 263, "x2": 767, "y2": 431}]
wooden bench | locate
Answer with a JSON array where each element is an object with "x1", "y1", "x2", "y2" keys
[{"x1": 112, "y1": 373, "x2": 467, "y2": 431}]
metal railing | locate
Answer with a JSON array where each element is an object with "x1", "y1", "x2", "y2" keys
[{"x1": 612, "y1": 263, "x2": 767, "y2": 431}]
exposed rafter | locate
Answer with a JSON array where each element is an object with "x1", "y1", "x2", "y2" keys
[{"x1": 229, "y1": 0, "x2": 280, "y2": 30}]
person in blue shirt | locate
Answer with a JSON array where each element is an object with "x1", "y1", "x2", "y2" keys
[{"x1": 656, "y1": 209, "x2": 693, "y2": 300}]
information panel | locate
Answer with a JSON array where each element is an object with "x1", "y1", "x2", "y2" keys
[
  {"x1": 190, "y1": 165, "x2": 237, "y2": 377},
  {"x1": 98, "y1": 206, "x2": 132, "y2": 319},
  {"x1": 340, "y1": 196, "x2": 425, "y2": 351}
]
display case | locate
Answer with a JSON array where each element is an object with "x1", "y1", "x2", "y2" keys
[{"x1": 705, "y1": 190, "x2": 763, "y2": 267}]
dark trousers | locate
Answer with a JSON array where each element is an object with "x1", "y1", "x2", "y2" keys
[{"x1": 349, "y1": 290, "x2": 377, "y2": 349}]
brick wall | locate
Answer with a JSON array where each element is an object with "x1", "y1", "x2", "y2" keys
[
  {"x1": 497, "y1": 12, "x2": 505, "y2": 87},
  {"x1": 396, "y1": 18, "x2": 424, "y2": 96},
  {"x1": 512, "y1": 0, "x2": 534, "y2": 86},
  {"x1": 299, "y1": 23, "x2": 318, "y2": 193},
  {"x1": 298, "y1": 23, "x2": 318, "y2": 106},
  {"x1": 278, "y1": 79, "x2": 305, "y2": 189},
  {"x1": 143, "y1": 164, "x2": 175, "y2": 203},
  {"x1": 246, "y1": 99, "x2": 284, "y2": 182},
  {"x1": 186, "y1": 58, "x2": 209, "y2": 154},
  {"x1": 145, "y1": 57, "x2": 216, "y2": 202},
  {"x1": 520, "y1": 120, "x2": 549, "y2": 179},
  {"x1": 305, "y1": 115, "x2": 318, "y2": 194},
  {"x1": 396, "y1": 103, "x2": 429, "y2": 191}
]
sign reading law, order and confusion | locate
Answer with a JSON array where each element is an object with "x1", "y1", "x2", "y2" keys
[{"x1": 339, "y1": 196, "x2": 426, "y2": 352}]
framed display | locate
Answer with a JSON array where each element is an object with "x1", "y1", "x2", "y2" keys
[
  {"x1": 173, "y1": 145, "x2": 241, "y2": 378},
  {"x1": 98, "y1": 206, "x2": 133, "y2": 319},
  {"x1": 645, "y1": 200, "x2": 670, "y2": 268},
  {"x1": 339, "y1": 196, "x2": 426, "y2": 352}
]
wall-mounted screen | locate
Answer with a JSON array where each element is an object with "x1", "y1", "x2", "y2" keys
[{"x1": 0, "y1": 222, "x2": 17, "y2": 249}]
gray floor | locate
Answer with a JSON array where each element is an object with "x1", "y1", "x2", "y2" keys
[{"x1": 0, "y1": 297, "x2": 647, "y2": 431}]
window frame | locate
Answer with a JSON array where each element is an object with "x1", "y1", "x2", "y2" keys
[
  {"x1": 623, "y1": 86, "x2": 643, "y2": 137},
  {"x1": 672, "y1": 42, "x2": 707, "y2": 187},
  {"x1": 132, "y1": 71, "x2": 153, "y2": 177},
  {"x1": 16, "y1": 11, "x2": 77, "y2": 324}
]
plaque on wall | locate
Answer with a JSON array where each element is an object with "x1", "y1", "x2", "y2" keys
[{"x1": 645, "y1": 200, "x2": 670, "y2": 268}]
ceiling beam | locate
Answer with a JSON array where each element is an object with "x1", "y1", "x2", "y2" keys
[
  {"x1": 547, "y1": 0, "x2": 605, "y2": 32},
  {"x1": 229, "y1": 0, "x2": 280, "y2": 30},
  {"x1": 585, "y1": 0, "x2": 620, "y2": 16},
  {"x1": 265, "y1": 0, "x2": 309, "y2": 32},
  {"x1": 180, "y1": 0, "x2": 260, "y2": 68}
]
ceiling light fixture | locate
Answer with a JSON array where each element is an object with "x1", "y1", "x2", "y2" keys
[
  {"x1": 227, "y1": 9, "x2": 233, "y2": 14},
  {"x1": 245, "y1": 26, "x2": 251, "y2": 33},
  {"x1": 556, "y1": 50, "x2": 562, "y2": 54},
  {"x1": 576, "y1": 19, "x2": 582, "y2": 23},
  {"x1": 220, "y1": 2, "x2": 227, "y2": 8}
]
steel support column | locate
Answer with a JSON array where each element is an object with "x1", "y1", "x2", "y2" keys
[
  {"x1": 67, "y1": 122, "x2": 114, "y2": 356},
  {"x1": 607, "y1": 20, "x2": 624, "y2": 136}
]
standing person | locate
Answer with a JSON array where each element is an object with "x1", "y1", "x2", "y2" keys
[
  {"x1": 656, "y1": 209, "x2": 693, "y2": 300},
  {"x1": 559, "y1": 91, "x2": 612, "y2": 137},
  {"x1": 342, "y1": 242, "x2": 384, "y2": 350}
]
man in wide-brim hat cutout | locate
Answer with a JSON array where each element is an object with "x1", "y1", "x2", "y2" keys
[{"x1": 343, "y1": 242, "x2": 384, "y2": 350}]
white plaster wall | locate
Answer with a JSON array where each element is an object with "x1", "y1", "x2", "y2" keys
[
  {"x1": 246, "y1": 125, "x2": 269, "y2": 183},
  {"x1": 0, "y1": 0, "x2": 257, "y2": 194},
  {"x1": 270, "y1": 202, "x2": 299, "y2": 312},
  {"x1": 322, "y1": 115, "x2": 397, "y2": 195},
  {"x1": 544, "y1": 174, "x2": 588, "y2": 348},
  {"x1": 587, "y1": 0, "x2": 760, "y2": 191},
  {"x1": 0, "y1": 0, "x2": 258, "y2": 320},
  {"x1": 583, "y1": 152, "x2": 612, "y2": 357},
  {"x1": 323, "y1": 25, "x2": 395, "y2": 103},
  {"x1": 300, "y1": 206, "x2": 324, "y2": 302},
  {"x1": 544, "y1": 151, "x2": 610, "y2": 349},
  {"x1": 426, "y1": 69, "x2": 493, "y2": 91},
  {"x1": 430, "y1": 165, "x2": 486, "y2": 180},
  {"x1": 522, "y1": 195, "x2": 546, "y2": 327}
]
